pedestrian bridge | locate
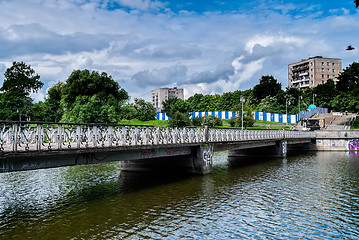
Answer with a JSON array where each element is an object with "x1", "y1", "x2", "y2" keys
[{"x1": 1, "y1": 121, "x2": 315, "y2": 174}]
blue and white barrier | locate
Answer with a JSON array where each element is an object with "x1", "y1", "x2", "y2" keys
[{"x1": 156, "y1": 107, "x2": 328, "y2": 124}]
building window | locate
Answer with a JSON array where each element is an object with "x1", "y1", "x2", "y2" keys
[
  {"x1": 327, "y1": 68, "x2": 329, "y2": 72},
  {"x1": 311, "y1": 68, "x2": 313, "y2": 72},
  {"x1": 322, "y1": 62, "x2": 324, "y2": 66},
  {"x1": 333, "y1": 75, "x2": 335, "y2": 78},
  {"x1": 322, "y1": 80, "x2": 324, "y2": 84},
  {"x1": 332, "y1": 69, "x2": 335, "y2": 73},
  {"x1": 332, "y1": 63, "x2": 335, "y2": 66},
  {"x1": 311, "y1": 62, "x2": 313, "y2": 66},
  {"x1": 322, "y1": 68, "x2": 324, "y2": 72},
  {"x1": 327, "y1": 75, "x2": 329, "y2": 78},
  {"x1": 322, "y1": 74, "x2": 324, "y2": 78},
  {"x1": 327, "y1": 62, "x2": 329, "y2": 66}
]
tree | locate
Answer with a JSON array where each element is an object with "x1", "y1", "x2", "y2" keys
[
  {"x1": 162, "y1": 97, "x2": 189, "y2": 118},
  {"x1": 313, "y1": 79, "x2": 336, "y2": 110},
  {"x1": 131, "y1": 98, "x2": 156, "y2": 121},
  {"x1": 1, "y1": 61, "x2": 43, "y2": 97},
  {"x1": 253, "y1": 75, "x2": 282, "y2": 102},
  {"x1": 336, "y1": 62, "x2": 359, "y2": 93},
  {"x1": 0, "y1": 62, "x2": 43, "y2": 121},
  {"x1": 45, "y1": 82, "x2": 65, "y2": 122},
  {"x1": 59, "y1": 70, "x2": 129, "y2": 123},
  {"x1": 231, "y1": 102, "x2": 255, "y2": 128},
  {"x1": 168, "y1": 111, "x2": 190, "y2": 127},
  {"x1": 61, "y1": 70, "x2": 128, "y2": 109}
]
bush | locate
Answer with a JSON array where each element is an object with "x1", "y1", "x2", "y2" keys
[
  {"x1": 228, "y1": 117, "x2": 236, "y2": 127},
  {"x1": 191, "y1": 116, "x2": 203, "y2": 126},
  {"x1": 202, "y1": 115, "x2": 222, "y2": 128},
  {"x1": 168, "y1": 111, "x2": 190, "y2": 127}
]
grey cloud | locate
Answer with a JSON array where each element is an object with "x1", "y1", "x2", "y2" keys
[
  {"x1": 132, "y1": 65, "x2": 187, "y2": 88},
  {"x1": 109, "y1": 38, "x2": 201, "y2": 59},
  {"x1": 0, "y1": 24, "x2": 111, "y2": 58},
  {"x1": 186, "y1": 64, "x2": 235, "y2": 85}
]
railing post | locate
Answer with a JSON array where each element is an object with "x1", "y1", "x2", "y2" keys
[
  {"x1": 58, "y1": 124, "x2": 62, "y2": 150},
  {"x1": 108, "y1": 126, "x2": 113, "y2": 147},
  {"x1": 36, "y1": 124, "x2": 41, "y2": 151},
  {"x1": 76, "y1": 125, "x2": 81, "y2": 149},
  {"x1": 155, "y1": 127, "x2": 160, "y2": 145},
  {"x1": 204, "y1": 126, "x2": 209, "y2": 143},
  {"x1": 12, "y1": 123, "x2": 18, "y2": 153},
  {"x1": 93, "y1": 125, "x2": 97, "y2": 147}
]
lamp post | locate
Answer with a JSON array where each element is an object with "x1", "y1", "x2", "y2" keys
[
  {"x1": 313, "y1": 93, "x2": 317, "y2": 105},
  {"x1": 286, "y1": 99, "x2": 291, "y2": 126},
  {"x1": 240, "y1": 97, "x2": 245, "y2": 130}
]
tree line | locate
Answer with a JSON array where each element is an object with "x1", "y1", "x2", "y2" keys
[
  {"x1": 0, "y1": 62, "x2": 156, "y2": 123},
  {"x1": 0, "y1": 61, "x2": 358, "y2": 124}
]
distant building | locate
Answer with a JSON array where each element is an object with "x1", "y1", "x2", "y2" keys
[
  {"x1": 151, "y1": 87, "x2": 184, "y2": 112},
  {"x1": 288, "y1": 56, "x2": 342, "y2": 89}
]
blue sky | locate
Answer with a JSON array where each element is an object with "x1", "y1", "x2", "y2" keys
[{"x1": 0, "y1": 0, "x2": 358, "y2": 102}]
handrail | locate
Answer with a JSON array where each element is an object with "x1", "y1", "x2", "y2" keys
[{"x1": 0, "y1": 122, "x2": 316, "y2": 153}]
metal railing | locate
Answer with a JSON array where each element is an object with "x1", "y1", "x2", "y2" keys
[{"x1": 0, "y1": 121, "x2": 316, "y2": 153}]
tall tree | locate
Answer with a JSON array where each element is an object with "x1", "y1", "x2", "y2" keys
[
  {"x1": 60, "y1": 69, "x2": 129, "y2": 123},
  {"x1": 253, "y1": 75, "x2": 282, "y2": 102},
  {"x1": 0, "y1": 61, "x2": 43, "y2": 121},
  {"x1": 336, "y1": 62, "x2": 359, "y2": 93},
  {"x1": 1, "y1": 61, "x2": 43, "y2": 97}
]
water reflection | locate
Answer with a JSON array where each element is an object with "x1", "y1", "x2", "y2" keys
[{"x1": 0, "y1": 151, "x2": 359, "y2": 239}]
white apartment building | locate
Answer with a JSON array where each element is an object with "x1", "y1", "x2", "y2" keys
[
  {"x1": 288, "y1": 56, "x2": 342, "y2": 89},
  {"x1": 151, "y1": 87, "x2": 184, "y2": 112}
]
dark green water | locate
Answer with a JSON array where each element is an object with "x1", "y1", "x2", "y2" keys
[{"x1": 1, "y1": 151, "x2": 359, "y2": 239}]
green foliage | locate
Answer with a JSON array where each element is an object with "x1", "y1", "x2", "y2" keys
[
  {"x1": 0, "y1": 90, "x2": 33, "y2": 121},
  {"x1": 162, "y1": 97, "x2": 190, "y2": 118},
  {"x1": 59, "y1": 69, "x2": 129, "y2": 123},
  {"x1": 1, "y1": 61, "x2": 43, "y2": 96},
  {"x1": 191, "y1": 115, "x2": 222, "y2": 127},
  {"x1": 202, "y1": 115, "x2": 223, "y2": 127},
  {"x1": 336, "y1": 62, "x2": 359, "y2": 93},
  {"x1": 61, "y1": 70, "x2": 128, "y2": 109},
  {"x1": 45, "y1": 82, "x2": 65, "y2": 122},
  {"x1": 30, "y1": 101, "x2": 48, "y2": 121},
  {"x1": 253, "y1": 75, "x2": 282, "y2": 103},
  {"x1": 231, "y1": 103, "x2": 255, "y2": 128},
  {"x1": 0, "y1": 62, "x2": 43, "y2": 121},
  {"x1": 168, "y1": 111, "x2": 190, "y2": 128},
  {"x1": 191, "y1": 116, "x2": 203, "y2": 126},
  {"x1": 131, "y1": 98, "x2": 156, "y2": 121}
]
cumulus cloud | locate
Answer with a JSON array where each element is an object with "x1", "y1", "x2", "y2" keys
[
  {"x1": 0, "y1": 0, "x2": 358, "y2": 102},
  {"x1": 132, "y1": 65, "x2": 187, "y2": 88}
]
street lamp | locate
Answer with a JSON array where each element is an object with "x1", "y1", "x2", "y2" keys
[
  {"x1": 240, "y1": 97, "x2": 245, "y2": 130},
  {"x1": 286, "y1": 99, "x2": 291, "y2": 126},
  {"x1": 313, "y1": 93, "x2": 317, "y2": 105}
]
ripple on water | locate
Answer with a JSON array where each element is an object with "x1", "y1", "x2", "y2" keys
[{"x1": 1, "y1": 152, "x2": 359, "y2": 239}]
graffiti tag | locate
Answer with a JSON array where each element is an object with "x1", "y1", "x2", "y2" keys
[{"x1": 348, "y1": 139, "x2": 359, "y2": 151}]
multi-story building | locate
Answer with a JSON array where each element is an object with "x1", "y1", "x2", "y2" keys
[
  {"x1": 151, "y1": 87, "x2": 184, "y2": 112},
  {"x1": 288, "y1": 56, "x2": 342, "y2": 89}
]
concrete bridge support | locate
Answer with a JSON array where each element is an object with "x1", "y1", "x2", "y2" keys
[
  {"x1": 120, "y1": 144, "x2": 214, "y2": 175},
  {"x1": 228, "y1": 140, "x2": 288, "y2": 158}
]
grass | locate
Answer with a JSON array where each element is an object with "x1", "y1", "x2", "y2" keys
[
  {"x1": 116, "y1": 119, "x2": 293, "y2": 130},
  {"x1": 118, "y1": 120, "x2": 168, "y2": 126},
  {"x1": 350, "y1": 117, "x2": 359, "y2": 130}
]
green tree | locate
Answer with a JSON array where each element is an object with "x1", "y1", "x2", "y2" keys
[
  {"x1": 162, "y1": 97, "x2": 189, "y2": 118},
  {"x1": 60, "y1": 70, "x2": 129, "y2": 123},
  {"x1": 168, "y1": 111, "x2": 190, "y2": 127},
  {"x1": 231, "y1": 103, "x2": 255, "y2": 128},
  {"x1": 313, "y1": 79, "x2": 336, "y2": 110},
  {"x1": 336, "y1": 62, "x2": 359, "y2": 93},
  {"x1": 0, "y1": 62, "x2": 43, "y2": 121},
  {"x1": 45, "y1": 81, "x2": 65, "y2": 122},
  {"x1": 1, "y1": 61, "x2": 43, "y2": 96},
  {"x1": 253, "y1": 75, "x2": 282, "y2": 103},
  {"x1": 132, "y1": 98, "x2": 156, "y2": 121}
]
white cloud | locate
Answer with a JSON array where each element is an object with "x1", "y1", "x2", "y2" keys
[{"x1": 0, "y1": 0, "x2": 358, "y2": 103}]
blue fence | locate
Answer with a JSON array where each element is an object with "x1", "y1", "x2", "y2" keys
[{"x1": 156, "y1": 107, "x2": 328, "y2": 124}]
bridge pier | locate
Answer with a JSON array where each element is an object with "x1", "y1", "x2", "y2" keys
[
  {"x1": 120, "y1": 144, "x2": 214, "y2": 175},
  {"x1": 228, "y1": 140, "x2": 288, "y2": 158}
]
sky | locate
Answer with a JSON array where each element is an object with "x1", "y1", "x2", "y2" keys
[{"x1": 0, "y1": 0, "x2": 358, "y2": 102}]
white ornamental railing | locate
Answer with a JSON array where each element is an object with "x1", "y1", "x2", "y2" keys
[{"x1": 0, "y1": 122, "x2": 315, "y2": 153}]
